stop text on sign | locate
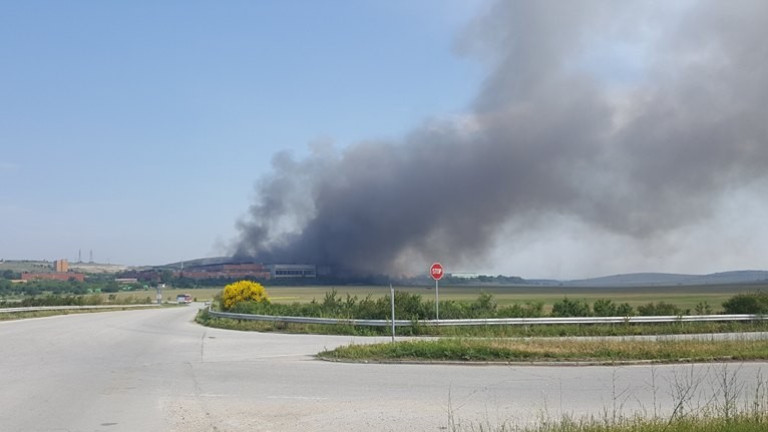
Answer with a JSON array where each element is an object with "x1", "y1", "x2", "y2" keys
[{"x1": 430, "y1": 262, "x2": 444, "y2": 281}]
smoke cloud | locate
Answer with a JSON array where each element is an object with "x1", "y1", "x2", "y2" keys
[{"x1": 235, "y1": 0, "x2": 768, "y2": 276}]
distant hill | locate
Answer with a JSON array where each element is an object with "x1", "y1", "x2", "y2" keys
[
  {"x1": 0, "y1": 260, "x2": 53, "y2": 274},
  {"x1": 693, "y1": 270, "x2": 768, "y2": 285},
  {"x1": 564, "y1": 270, "x2": 768, "y2": 287},
  {"x1": 565, "y1": 273, "x2": 697, "y2": 287}
]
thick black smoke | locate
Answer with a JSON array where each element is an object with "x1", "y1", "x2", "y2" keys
[{"x1": 235, "y1": 0, "x2": 768, "y2": 275}]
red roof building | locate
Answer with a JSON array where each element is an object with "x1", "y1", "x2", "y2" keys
[{"x1": 21, "y1": 272, "x2": 85, "y2": 282}]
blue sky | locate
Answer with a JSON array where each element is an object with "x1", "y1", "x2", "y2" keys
[
  {"x1": 4, "y1": 1, "x2": 767, "y2": 279},
  {"x1": 1, "y1": 1, "x2": 488, "y2": 265}
]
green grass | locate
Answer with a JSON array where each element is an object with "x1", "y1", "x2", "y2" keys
[
  {"x1": 318, "y1": 338, "x2": 768, "y2": 363},
  {"x1": 264, "y1": 284, "x2": 756, "y2": 313},
  {"x1": 496, "y1": 415, "x2": 768, "y2": 432},
  {"x1": 431, "y1": 321, "x2": 768, "y2": 338},
  {"x1": 104, "y1": 283, "x2": 768, "y2": 312}
]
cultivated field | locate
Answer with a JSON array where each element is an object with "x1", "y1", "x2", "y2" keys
[{"x1": 109, "y1": 283, "x2": 768, "y2": 312}]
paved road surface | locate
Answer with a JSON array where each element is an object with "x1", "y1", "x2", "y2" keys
[{"x1": 2, "y1": 306, "x2": 767, "y2": 432}]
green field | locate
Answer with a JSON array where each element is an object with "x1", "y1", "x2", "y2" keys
[{"x1": 114, "y1": 283, "x2": 768, "y2": 312}]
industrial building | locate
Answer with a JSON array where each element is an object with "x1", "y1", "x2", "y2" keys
[
  {"x1": 21, "y1": 272, "x2": 85, "y2": 282},
  {"x1": 177, "y1": 262, "x2": 319, "y2": 280},
  {"x1": 178, "y1": 262, "x2": 271, "y2": 280},
  {"x1": 450, "y1": 272, "x2": 480, "y2": 279},
  {"x1": 53, "y1": 259, "x2": 69, "y2": 273},
  {"x1": 267, "y1": 264, "x2": 317, "y2": 278},
  {"x1": 18, "y1": 258, "x2": 84, "y2": 282}
]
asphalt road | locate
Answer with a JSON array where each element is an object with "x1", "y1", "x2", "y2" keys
[{"x1": 2, "y1": 306, "x2": 767, "y2": 432}]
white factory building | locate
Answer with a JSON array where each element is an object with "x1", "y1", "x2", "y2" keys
[
  {"x1": 449, "y1": 272, "x2": 480, "y2": 279},
  {"x1": 267, "y1": 264, "x2": 317, "y2": 278}
]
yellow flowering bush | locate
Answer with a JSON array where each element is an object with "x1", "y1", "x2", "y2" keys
[{"x1": 221, "y1": 280, "x2": 269, "y2": 310}]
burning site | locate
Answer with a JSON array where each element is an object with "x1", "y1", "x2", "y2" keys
[{"x1": 233, "y1": 1, "x2": 768, "y2": 278}]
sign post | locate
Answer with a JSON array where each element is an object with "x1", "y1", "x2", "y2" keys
[
  {"x1": 390, "y1": 284, "x2": 395, "y2": 342},
  {"x1": 430, "y1": 262, "x2": 444, "y2": 322}
]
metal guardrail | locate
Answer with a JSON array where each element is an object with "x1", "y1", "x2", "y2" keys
[
  {"x1": 0, "y1": 304, "x2": 162, "y2": 314},
  {"x1": 205, "y1": 308, "x2": 767, "y2": 327}
]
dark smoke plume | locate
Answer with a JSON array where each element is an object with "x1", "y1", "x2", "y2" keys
[{"x1": 235, "y1": 0, "x2": 768, "y2": 275}]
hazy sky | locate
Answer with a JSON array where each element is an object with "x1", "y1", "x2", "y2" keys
[{"x1": 2, "y1": 1, "x2": 767, "y2": 279}]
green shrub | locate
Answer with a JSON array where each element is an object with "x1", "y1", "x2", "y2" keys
[
  {"x1": 499, "y1": 301, "x2": 544, "y2": 318},
  {"x1": 616, "y1": 302, "x2": 635, "y2": 316},
  {"x1": 439, "y1": 300, "x2": 470, "y2": 319},
  {"x1": 551, "y1": 297, "x2": 591, "y2": 317},
  {"x1": 470, "y1": 292, "x2": 497, "y2": 317},
  {"x1": 637, "y1": 301, "x2": 682, "y2": 316},
  {"x1": 590, "y1": 299, "x2": 634, "y2": 317},
  {"x1": 694, "y1": 301, "x2": 713, "y2": 315},
  {"x1": 592, "y1": 299, "x2": 616, "y2": 317},
  {"x1": 218, "y1": 291, "x2": 553, "y2": 321},
  {"x1": 722, "y1": 292, "x2": 768, "y2": 314}
]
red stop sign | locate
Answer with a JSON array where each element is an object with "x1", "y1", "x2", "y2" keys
[{"x1": 430, "y1": 262, "x2": 444, "y2": 281}]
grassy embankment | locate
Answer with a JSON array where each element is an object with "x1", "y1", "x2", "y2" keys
[
  {"x1": 196, "y1": 306, "x2": 768, "y2": 338},
  {"x1": 318, "y1": 337, "x2": 768, "y2": 363},
  {"x1": 466, "y1": 415, "x2": 768, "y2": 432},
  {"x1": 195, "y1": 285, "x2": 768, "y2": 338}
]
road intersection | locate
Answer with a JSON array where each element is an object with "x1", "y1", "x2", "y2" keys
[{"x1": 2, "y1": 305, "x2": 766, "y2": 431}]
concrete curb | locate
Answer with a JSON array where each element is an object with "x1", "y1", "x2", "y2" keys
[{"x1": 314, "y1": 356, "x2": 753, "y2": 367}]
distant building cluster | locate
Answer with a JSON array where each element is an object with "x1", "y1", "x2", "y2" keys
[
  {"x1": 21, "y1": 272, "x2": 85, "y2": 282},
  {"x1": 21, "y1": 258, "x2": 85, "y2": 282},
  {"x1": 177, "y1": 263, "x2": 318, "y2": 280},
  {"x1": 450, "y1": 272, "x2": 480, "y2": 279},
  {"x1": 7, "y1": 257, "x2": 335, "y2": 285},
  {"x1": 267, "y1": 264, "x2": 317, "y2": 278},
  {"x1": 114, "y1": 278, "x2": 139, "y2": 284},
  {"x1": 178, "y1": 262, "x2": 271, "y2": 280}
]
